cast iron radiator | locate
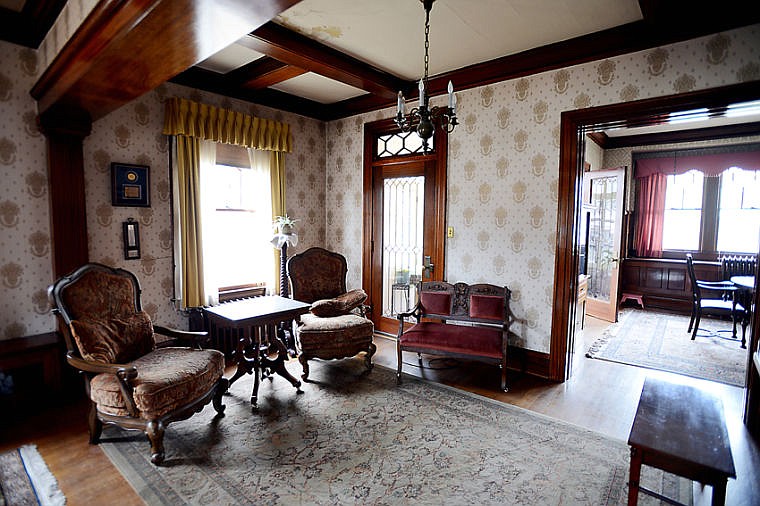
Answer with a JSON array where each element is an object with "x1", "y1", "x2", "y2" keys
[
  {"x1": 203, "y1": 286, "x2": 267, "y2": 357},
  {"x1": 720, "y1": 255, "x2": 757, "y2": 279}
]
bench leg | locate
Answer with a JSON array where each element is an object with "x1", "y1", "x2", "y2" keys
[
  {"x1": 500, "y1": 364, "x2": 508, "y2": 392},
  {"x1": 628, "y1": 446, "x2": 642, "y2": 506}
]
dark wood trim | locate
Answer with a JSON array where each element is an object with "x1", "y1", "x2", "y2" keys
[
  {"x1": 226, "y1": 56, "x2": 306, "y2": 89},
  {"x1": 242, "y1": 22, "x2": 407, "y2": 100},
  {"x1": 551, "y1": 80, "x2": 760, "y2": 382},
  {"x1": 0, "y1": 0, "x2": 67, "y2": 48},
  {"x1": 170, "y1": 66, "x2": 330, "y2": 119},
  {"x1": 38, "y1": 105, "x2": 92, "y2": 280},
  {"x1": 31, "y1": 0, "x2": 303, "y2": 121}
]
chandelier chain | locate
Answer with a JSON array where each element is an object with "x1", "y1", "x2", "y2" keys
[{"x1": 424, "y1": 6, "x2": 430, "y2": 83}]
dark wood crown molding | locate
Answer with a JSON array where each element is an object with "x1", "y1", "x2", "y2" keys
[{"x1": 225, "y1": 56, "x2": 306, "y2": 89}]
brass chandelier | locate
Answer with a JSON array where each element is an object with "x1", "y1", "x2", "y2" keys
[{"x1": 394, "y1": 0, "x2": 458, "y2": 153}]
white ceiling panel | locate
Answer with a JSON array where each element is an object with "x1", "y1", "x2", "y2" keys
[
  {"x1": 275, "y1": 0, "x2": 643, "y2": 80},
  {"x1": 196, "y1": 43, "x2": 265, "y2": 74},
  {"x1": 270, "y1": 73, "x2": 369, "y2": 104}
]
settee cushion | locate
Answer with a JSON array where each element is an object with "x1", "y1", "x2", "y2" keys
[
  {"x1": 70, "y1": 311, "x2": 155, "y2": 363},
  {"x1": 89, "y1": 347, "x2": 225, "y2": 419},
  {"x1": 420, "y1": 291, "x2": 451, "y2": 315},
  {"x1": 399, "y1": 322, "x2": 502, "y2": 359},
  {"x1": 469, "y1": 294, "x2": 504, "y2": 320},
  {"x1": 310, "y1": 289, "x2": 367, "y2": 317}
]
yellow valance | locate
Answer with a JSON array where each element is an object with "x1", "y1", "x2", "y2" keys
[{"x1": 163, "y1": 97, "x2": 292, "y2": 153}]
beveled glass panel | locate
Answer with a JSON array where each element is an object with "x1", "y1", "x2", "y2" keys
[{"x1": 587, "y1": 175, "x2": 619, "y2": 301}]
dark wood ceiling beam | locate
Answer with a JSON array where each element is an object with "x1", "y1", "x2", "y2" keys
[
  {"x1": 30, "y1": 0, "x2": 304, "y2": 121},
  {"x1": 240, "y1": 22, "x2": 408, "y2": 100},
  {"x1": 225, "y1": 56, "x2": 307, "y2": 89},
  {"x1": 171, "y1": 66, "x2": 330, "y2": 120}
]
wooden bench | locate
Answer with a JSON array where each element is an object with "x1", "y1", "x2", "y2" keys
[
  {"x1": 628, "y1": 377, "x2": 735, "y2": 506},
  {"x1": 396, "y1": 281, "x2": 511, "y2": 391}
]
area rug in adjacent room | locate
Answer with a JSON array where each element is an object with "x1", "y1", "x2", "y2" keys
[
  {"x1": 0, "y1": 444, "x2": 66, "y2": 505},
  {"x1": 100, "y1": 361, "x2": 690, "y2": 505},
  {"x1": 586, "y1": 309, "x2": 748, "y2": 386}
]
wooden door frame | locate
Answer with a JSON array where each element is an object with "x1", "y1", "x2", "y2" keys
[
  {"x1": 551, "y1": 80, "x2": 760, "y2": 381},
  {"x1": 362, "y1": 118, "x2": 448, "y2": 327}
]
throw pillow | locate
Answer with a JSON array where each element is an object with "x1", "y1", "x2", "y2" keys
[
  {"x1": 310, "y1": 289, "x2": 367, "y2": 317},
  {"x1": 70, "y1": 311, "x2": 155, "y2": 363}
]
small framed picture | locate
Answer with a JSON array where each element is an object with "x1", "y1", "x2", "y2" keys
[{"x1": 111, "y1": 163, "x2": 150, "y2": 207}]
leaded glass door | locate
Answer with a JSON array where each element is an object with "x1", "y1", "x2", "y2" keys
[{"x1": 583, "y1": 168, "x2": 625, "y2": 323}]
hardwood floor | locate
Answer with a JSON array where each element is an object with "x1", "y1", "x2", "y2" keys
[{"x1": 1, "y1": 316, "x2": 758, "y2": 505}]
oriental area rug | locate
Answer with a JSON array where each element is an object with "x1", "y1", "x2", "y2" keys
[
  {"x1": 0, "y1": 444, "x2": 66, "y2": 506},
  {"x1": 101, "y1": 361, "x2": 690, "y2": 505},
  {"x1": 586, "y1": 309, "x2": 748, "y2": 387}
]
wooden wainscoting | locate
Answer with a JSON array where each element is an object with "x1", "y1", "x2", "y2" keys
[{"x1": 621, "y1": 257, "x2": 722, "y2": 314}]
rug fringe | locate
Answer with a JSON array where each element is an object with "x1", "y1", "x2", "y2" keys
[{"x1": 19, "y1": 444, "x2": 66, "y2": 506}]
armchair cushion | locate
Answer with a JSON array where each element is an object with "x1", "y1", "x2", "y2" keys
[
  {"x1": 70, "y1": 311, "x2": 155, "y2": 363},
  {"x1": 298, "y1": 313, "x2": 374, "y2": 352},
  {"x1": 89, "y1": 347, "x2": 225, "y2": 419},
  {"x1": 310, "y1": 289, "x2": 367, "y2": 317}
]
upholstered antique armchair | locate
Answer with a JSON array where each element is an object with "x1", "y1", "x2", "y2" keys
[
  {"x1": 287, "y1": 247, "x2": 375, "y2": 381},
  {"x1": 48, "y1": 263, "x2": 228, "y2": 465}
]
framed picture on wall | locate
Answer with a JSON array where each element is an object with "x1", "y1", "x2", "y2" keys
[{"x1": 111, "y1": 163, "x2": 150, "y2": 207}]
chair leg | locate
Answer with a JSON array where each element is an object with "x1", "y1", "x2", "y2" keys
[
  {"x1": 741, "y1": 319, "x2": 748, "y2": 349},
  {"x1": 688, "y1": 304, "x2": 696, "y2": 333},
  {"x1": 691, "y1": 307, "x2": 701, "y2": 341},
  {"x1": 396, "y1": 341, "x2": 403, "y2": 385},
  {"x1": 364, "y1": 342, "x2": 377, "y2": 371},
  {"x1": 299, "y1": 354, "x2": 310, "y2": 381},
  {"x1": 88, "y1": 402, "x2": 102, "y2": 444},
  {"x1": 146, "y1": 420, "x2": 165, "y2": 465},
  {"x1": 212, "y1": 378, "x2": 228, "y2": 416},
  {"x1": 499, "y1": 364, "x2": 508, "y2": 393}
]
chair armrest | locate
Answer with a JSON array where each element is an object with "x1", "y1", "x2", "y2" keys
[
  {"x1": 66, "y1": 351, "x2": 138, "y2": 378},
  {"x1": 153, "y1": 325, "x2": 209, "y2": 349}
]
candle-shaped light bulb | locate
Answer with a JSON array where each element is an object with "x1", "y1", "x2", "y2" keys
[
  {"x1": 418, "y1": 78, "x2": 425, "y2": 107},
  {"x1": 448, "y1": 80, "x2": 454, "y2": 109},
  {"x1": 397, "y1": 91, "x2": 403, "y2": 116},
  {"x1": 452, "y1": 90, "x2": 457, "y2": 115}
]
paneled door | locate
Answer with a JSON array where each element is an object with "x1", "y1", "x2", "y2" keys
[
  {"x1": 583, "y1": 167, "x2": 626, "y2": 323},
  {"x1": 363, "y1": 119, "x2": 447, "y2": 335}
]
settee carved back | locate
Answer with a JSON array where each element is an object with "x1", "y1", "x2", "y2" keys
[{"x1": 416, "y1": 281, "x2": 511, "y2": 325}]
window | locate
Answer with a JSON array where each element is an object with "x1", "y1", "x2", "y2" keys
[
  {"x1": 662, "y1": 171, "x2": 703, "y2": 251},
  {"x1": 660, "y1": 167, "x2": 760, "y2": 255},
  {"x1": 376, "y1": 131, "x2": 432, "y2": 157},
  {"x1": 201, "y1": 144, "x2": 274, "y2": 300}
]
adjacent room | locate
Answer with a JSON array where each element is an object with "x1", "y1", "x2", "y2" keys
[{"x1": 1, "y1": 0, "x2": 760, "y2": 504}]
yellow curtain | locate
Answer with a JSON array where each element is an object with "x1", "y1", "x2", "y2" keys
[
  {"x1": 164, "y1": 97, "x2": 292, "y2": 306},
  {"x1": 163, "y1": 98, "x2": 292, "y2": 152},
  {"x1": 270, "y1": 151, "x2": 287, "y2": 293},
  {"x1": 175, "y1": 136, "x2": 205, "y2": 308}
]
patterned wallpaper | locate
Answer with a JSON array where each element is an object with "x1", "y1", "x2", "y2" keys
[
  {"x1": 325, "y1": 24, "x2": 760, "y2": 353},
  {"x1": 1, "y1": 22, "x2": 759, "y2": 349},
  {"x1": 81, "y1": 82, "x2": 326, "y2": 330},
  {"x1": 0, "y1": 41, "x2": 51, "y2": 339}
]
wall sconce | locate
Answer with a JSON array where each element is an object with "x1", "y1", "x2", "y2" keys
[{"x1": 123, "y1": 218, "x2": 140, "y2": 259}]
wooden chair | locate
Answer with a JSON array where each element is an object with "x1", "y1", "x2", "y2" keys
[
  {"x1": 48, "y1": 263, "x2": 228, "y2": 465},
  {"x1": 685, "y1": 254, "x2": 748, "y2": 346},
  {"x1": 287, "y1": 248, "x2": 375, "y2": 381}
]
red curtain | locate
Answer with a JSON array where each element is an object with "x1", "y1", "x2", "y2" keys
[{"x1": 634, "y1": 173, "x2": 667, "y2": 257}]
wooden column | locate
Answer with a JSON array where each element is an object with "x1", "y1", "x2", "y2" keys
[{"x1": 38, "y1": 105, "x2": 92, "y2": 279}]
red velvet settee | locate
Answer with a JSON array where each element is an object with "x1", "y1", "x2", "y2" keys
[{"x1": 396, "y1": 281, "x2": 512, "y2": 392}]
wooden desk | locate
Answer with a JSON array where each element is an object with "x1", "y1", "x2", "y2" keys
[
  {"x1": 628, "y1": 378, "x2": 735, "y2": 506},
  {"x1": 205, "y1": 296, "x2": 310, "y2": 406}
]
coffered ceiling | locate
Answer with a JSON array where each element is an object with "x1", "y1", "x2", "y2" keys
[{"x1": 3, "y1": 0, "x2": 760, "y2": 122}]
